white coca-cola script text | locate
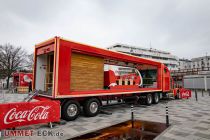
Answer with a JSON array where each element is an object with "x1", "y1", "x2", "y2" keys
[{"x1": 4, "y1": 106, "x2": 50, "y2": 124}]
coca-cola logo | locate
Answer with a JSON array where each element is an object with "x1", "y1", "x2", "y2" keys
[
  {"x1": 182, "y1": 91, "x2": 190, "y2": 97},
  {"x1": 4, "y1": 106, "x2": 50, "y2": 124}
]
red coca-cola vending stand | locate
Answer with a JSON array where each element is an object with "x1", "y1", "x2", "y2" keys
[{"x1": 13, "y1": 72, "x2": 33, "y2": 93}]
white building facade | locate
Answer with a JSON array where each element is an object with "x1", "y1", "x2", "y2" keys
[
  {"x1": 107, "y1": 44, "x2": 179, "y2": 70},
  {"x1": 178, "y1": 59, "x2": 192, "y2": 70},
  {"x1": 191, "y1": 56, "x2": 210, "y2": 69},
  {"x1": 178, "y1": 56, "x2": 210, "y2": 70}
]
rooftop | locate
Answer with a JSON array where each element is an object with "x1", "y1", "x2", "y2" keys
[{"x1": 108, "y1": 43, "x2": 171, "y2": 55}]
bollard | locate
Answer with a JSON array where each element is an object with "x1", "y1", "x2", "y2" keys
[
  {"x1": 2, "y1": 90, "x2": 5, "y2": 103},
  {"x1": 195, "y1": 89, "x2": 198, "y2": 101},
  {"x1": 166, "y1": 105, "x2": 169, "y2": 126},
  {"x1": 131, "y1": 104, "x2": 134, "y2": 128},
  {"x1": 48, "y1": 122, "x2": 53, "y2": 128},
  {"x1": 202, "y1": 90, "x2": 204, "y2": 97}
]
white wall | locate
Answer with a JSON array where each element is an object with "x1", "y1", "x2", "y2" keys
[
  {"x1": 35, "y1": 55, "x2": 47, "y2": 91},
  {"x1": 207, "y1": 76, "x2": 210, "y2": 90},
  {"x1": 184, "y1": 75, "x2": 210, "y2": 91}
]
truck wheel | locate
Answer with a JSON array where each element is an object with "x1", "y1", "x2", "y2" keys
[
  {"x1": 61, "y1": 100, "x2": 80, "y2": 121},
  {"x1": 146, "y1": 94, "x2": 152, "y2": 105},
  {"x1": 83, "y1": 98, "x2": 100, "y2": 117},
  {"x1": 153, "y1": 93, "x2": 159, "y2": 104}
]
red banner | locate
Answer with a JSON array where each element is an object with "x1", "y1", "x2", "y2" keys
[{"x1": 0, "y1": 100, "x2": 60, "y2": 129}]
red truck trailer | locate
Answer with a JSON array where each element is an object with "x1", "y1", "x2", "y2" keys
[
  {"x1": 0, "y1": 37, "x2": 191, "y2": 130},
  {"x1": 33, "y1": 37, "x2": 174, "y2": 121}
]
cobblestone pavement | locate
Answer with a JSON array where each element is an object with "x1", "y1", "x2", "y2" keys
[
  {"x1": 0, "y1": 90, "x2": 210, "y2": 140},
  {"x1": 0, "y1": 90, "x2": 27, "y2": 103}
]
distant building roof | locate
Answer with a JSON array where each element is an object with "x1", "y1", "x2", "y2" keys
[
  {"x1": 179, "y1": 58, "x2": 192, "y2": 62},
  {"x1": 191, "y1": 56, "x2": 210, "y2": 61},
  {"x1": 109, "y1": 43, "x2": 170, "y2": 55}
]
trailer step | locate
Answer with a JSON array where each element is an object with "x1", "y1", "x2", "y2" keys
[{"x1": 23, "y1": 90, "x2": 39, "y2": 102}]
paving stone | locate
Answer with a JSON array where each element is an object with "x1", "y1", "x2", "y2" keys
[
  {"x1": 193, "y1": 126, "x2": 208, "y2": 131},
  {"x1": 192, "y1": 114, "x2": 203, "y2": 117},
  {"x1": 185, "y1": 135, "x2": 206, "y2": 140},
  {"x1": 156, "y1": 136, "x2": 175, "y2": 140},
  {"x1": 73, "y1": 126, "x2": 87, "y2": 132},
  {"x1": 1, "y1": 90, "x2": 210, "y2": 140},
  {"x1": 200, "y1": 121, "x2": 210, "y2": 124},
  {"x1": 169, "y1": 130, "x2": 190, "y2": 137},
  {"x1": 193, "y1": 132, "x2": 210, "y2": 139}
]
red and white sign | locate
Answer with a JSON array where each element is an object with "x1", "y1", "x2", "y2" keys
[
  {"x1": 0, "y1": 100, "x2": 60, "y2": 129},
  {"x1": 13, "y1": 73, "x2": 33, "y2": 87},
  {"x1": 180, "y1": 89, "x2": 192, "y2": 99}
]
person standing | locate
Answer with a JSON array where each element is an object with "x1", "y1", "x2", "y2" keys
[{"x1": 28, "y1": 81, "x2": 32, "y2": 92}]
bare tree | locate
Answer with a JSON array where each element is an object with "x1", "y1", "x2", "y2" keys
[
  {"x1": 25, "y1": 53, "x2": 34, "y2": 71},
  {"x1": 0, "y1": 44, "x2": 27, "y2": 89}
]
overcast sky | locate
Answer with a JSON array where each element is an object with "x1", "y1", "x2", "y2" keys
[{"x1": 0, "y1": 0, "x2": 209, "y2": 59}]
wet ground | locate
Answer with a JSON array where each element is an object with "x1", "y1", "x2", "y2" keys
[
  {"x1": 0, "y1": 90, "x2": 210, "y2": 140},
  {"x1": 71, "y1": 120, "x2": 168, "y2": 140}
]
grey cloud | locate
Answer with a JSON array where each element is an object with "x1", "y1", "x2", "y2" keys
[{"x1": 0, "y1": 0, "x2": 209, "y2": 59}]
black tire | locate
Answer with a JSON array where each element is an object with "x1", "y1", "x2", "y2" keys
[
  {"x1": 137, "y1": 96, "x2": 145, "y2": 105},
  {"x1": 146, "y1": 93, "x2": 153, "y2": 105},
  {"x1": 61, "y1": 100, "x2": 80, "y2": 121},
  {"x1": 152, "y1": 93, "x2": 159, "y2": 104},
  {"x1": 83, "y1": 98, "x2": 101, "y2": 117}
]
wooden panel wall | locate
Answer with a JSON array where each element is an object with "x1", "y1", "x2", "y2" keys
[{"x1": 71, "y1": 53, "x2": 104, "y2": 91}]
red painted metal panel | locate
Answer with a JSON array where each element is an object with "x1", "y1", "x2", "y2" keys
[
  {"x1": 0, "y1": 100, "x2": 60, "y2": 129},
  {"x1": 162, "y1": 65, "x2": 170, "y2": 92},
  {"x1": 69, "y1": 88, "x2": 159, "y2": 95},
  {"x1": 60, "y1": 39, "x2": 161, "y2": 66},
  {"x1": 157, "y1": 65, "x2": 162, "y2": 89},
  {"x1": 57, "y1": 41, "x2": 71, "y2": 95}
]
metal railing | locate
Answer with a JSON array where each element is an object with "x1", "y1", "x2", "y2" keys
[{"x1": 171, "y1": 67, "x2": 210, "y2": 76}]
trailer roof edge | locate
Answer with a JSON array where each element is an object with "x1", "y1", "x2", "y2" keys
[{"x1": 59, "y1": 37, "x2": 162, "y2": 65}]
